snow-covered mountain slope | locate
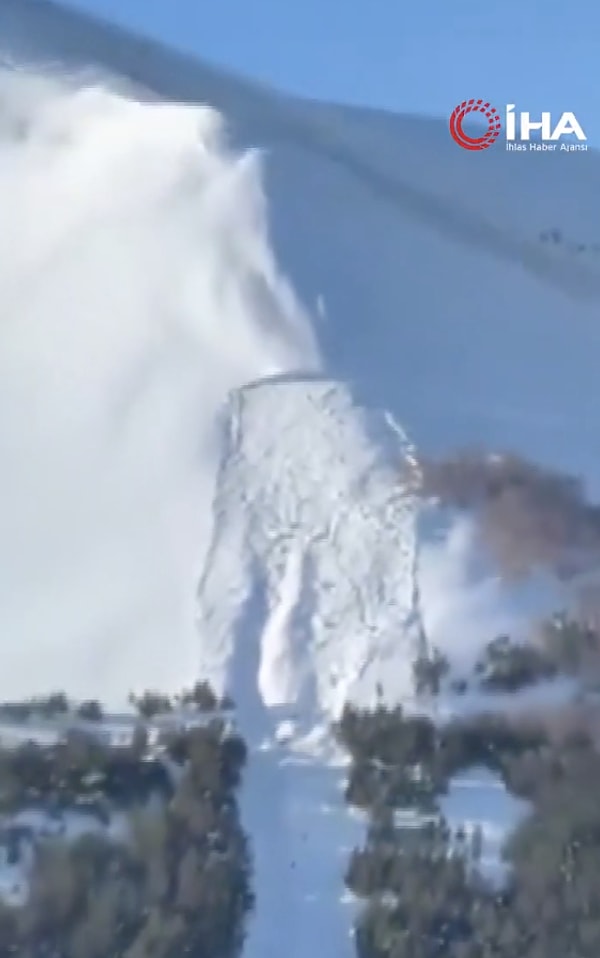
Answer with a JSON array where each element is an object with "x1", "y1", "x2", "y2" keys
[
  {"x1": 2, "y1": 0, "x2": 600, "y2": 715},
  {"x1": 4, "y1": 2, "x2": 600, "y2": 478},
  {"x1": 3, "y1": 3, "x2": 600, "y2": 955}
]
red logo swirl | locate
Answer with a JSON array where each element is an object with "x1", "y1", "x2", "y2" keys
[{"x1": 449, "y1": 100, "x2": 501, "y2": 150}]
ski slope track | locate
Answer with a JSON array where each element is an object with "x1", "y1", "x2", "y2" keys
[{"x1": 2, "y1": 1, "x2": 600, "y2": 955}]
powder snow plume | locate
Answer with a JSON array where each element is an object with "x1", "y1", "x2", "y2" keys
[{"x1": 0, "y1": 65, "x2": 319, "y2": 705}]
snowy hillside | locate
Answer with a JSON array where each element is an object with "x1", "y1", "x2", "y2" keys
[
  {"x1": 2, "y1": 0, "x2": 600, "y2": 716},
  {"x1": 2, "y1": 2, "x2": 600, "y2": 957}
]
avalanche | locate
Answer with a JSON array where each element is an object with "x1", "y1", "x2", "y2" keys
[{"x1": 2, "y1": 2, "x2": 600, "y2": 957}]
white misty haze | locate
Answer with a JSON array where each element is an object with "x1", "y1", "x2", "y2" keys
[{"x1": 0, "y1": 66, "x2": 319, "y2": 705}]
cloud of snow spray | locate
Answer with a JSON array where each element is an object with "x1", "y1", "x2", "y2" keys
[
  {"x1": 417, "y1": 448, "x2": 600, "y2": 688},
  {"x1": 0, "y1": 65, "x2": 565, "y2": 720},
  {"x1": 418, "y1": 514, "x2": 560, "y2": 681},
  {"x1": 0, "y1": 65, "x2": 319, "y2": 706}
]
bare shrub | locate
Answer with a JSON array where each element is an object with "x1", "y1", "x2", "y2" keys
[{"x1": 420, "y1": 448, "x2": 600, "y2": 579}]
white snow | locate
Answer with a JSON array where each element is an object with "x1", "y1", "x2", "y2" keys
[
  {"x1": 0, "y1": 804, "x2": 130, "y2": 907},
  {"x1": 0, "y1": 849, "x2": 30, "y2": 908},
  {"x1": 196, "y1": 379, "x2": 421, "y2": 720},
  {"x1": 240, "y1": 730, "x2": 363, "y2": 958},
  {"x1": 2, "y1": 0, "x2": 600, "y2": 953},
  {"x1": 0, "y1": 708, "x2": 232, "y2": 753},
  {"x1": 440, "y1": 766, "x2": 531, "y2": 886}
]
